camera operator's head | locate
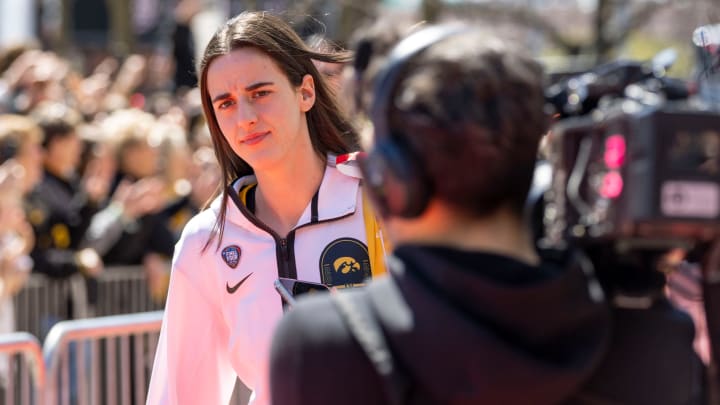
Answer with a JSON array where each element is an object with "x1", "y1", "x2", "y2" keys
[{"x1": 361, "y1": 24, "x2": 549, "y2": 252}]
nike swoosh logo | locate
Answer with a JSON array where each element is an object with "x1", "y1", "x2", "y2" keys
[{"x1": 226, "y1": 273, "x2": 253, "y2": 294}]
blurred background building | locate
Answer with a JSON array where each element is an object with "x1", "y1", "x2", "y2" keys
[{"x1": 0, "y1": 0, "x2": 717, "y2": 80}]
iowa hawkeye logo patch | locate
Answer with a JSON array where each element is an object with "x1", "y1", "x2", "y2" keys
[
  {"x1": 221, "y1": 245, "x2": 241, "y2": 268},
  {"x1": 320, "y1": 238, "x2": 371, "y2": 287}
]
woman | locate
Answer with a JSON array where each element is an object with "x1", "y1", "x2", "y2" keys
[{"x1": 147, "y1": 11, "x2": 387, "y2": 405}]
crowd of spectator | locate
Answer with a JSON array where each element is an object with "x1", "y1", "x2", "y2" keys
[{"x1": 0, "y1": 41, "x2": 224, "y2": 336}]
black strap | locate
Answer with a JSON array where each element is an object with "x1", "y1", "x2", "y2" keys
[
  {"x1": 698, "y1": 242, "x2": 720, "y2": 376},
  {"x1": 332, "y1": 291, "x2": 410, "y2": 405},
  {"x1": 703, "y1": 275, "x2": 720, "y2": 371}
]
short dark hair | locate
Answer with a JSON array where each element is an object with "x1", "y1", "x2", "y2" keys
[
  {"x1": 387, "y1": 31, "x2": 549, "y2": 217},
  {"x1": 30, "y1": 102, "x2": 82, "y2": 148}
]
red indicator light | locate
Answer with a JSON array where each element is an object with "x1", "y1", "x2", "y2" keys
[
  {"x1": 604, "y1": 134, "x2": 626, "y2": 169},
  {"x1": 600, "y1": 171, "x2": 624, "y2": 199},
  {"x1": 130, "y1": 93, "x2": 146, "y2": 109}
]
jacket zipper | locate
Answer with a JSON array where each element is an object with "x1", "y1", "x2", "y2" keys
[
  {"x1": 279, "y1": 237, "x2": 290, "y2": 278},
  {"x1": 228, "y1": 184, "x2": 355, "y2": 279}
]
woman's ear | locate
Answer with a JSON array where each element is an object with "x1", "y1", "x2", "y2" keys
[{"x1": 299, "y1": 74, "x2": 316, "y2": 112}]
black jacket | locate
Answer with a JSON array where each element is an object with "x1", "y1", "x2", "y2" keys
[
  {"x1": 27, "y1": 170, "x2": 99, "y2": 278},
  {"x1": 99, "y1": 173, "x2": 176, "y2": 265},
  {"x1": 270, "y1": 245, "x2": 703, "y2": 405}
]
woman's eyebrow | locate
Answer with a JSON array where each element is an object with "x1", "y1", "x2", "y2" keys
[
  {"x1": 212, "y1": 81, "x2": 274, "y2": 102},
  {"x1": 245, "y1": 81, "x2": 274, "y2": 91},
  {"x1": 212, "y1": 92, "x2": 231, "y2": 103}
]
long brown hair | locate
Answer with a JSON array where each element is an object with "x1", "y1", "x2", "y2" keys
[{"x1": 199, "y1": 11, "x2": 357, "y2": 251}]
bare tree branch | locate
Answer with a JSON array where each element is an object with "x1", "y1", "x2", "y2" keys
[
  {"x1": 421, "y1": 0, "x2": 443, "y2": 22},
  {"x1": 607, "y1": 1, "x2": 667, "y2": 47},
  {"x1": 442, "y1": 3, "x2": 582, "y2": 54},
  {"x1": 593, "y1": 0, "x2": 614, "y2": 62},
  {"x1": 282, "y1": 0, "x2": 379, "y2": 43},
  {"x1": 429, "y1": 0, "x2": 674, "y2": 62},
  {"x1": 241, "y1": 0, "x2": 258, "y2": 10}
]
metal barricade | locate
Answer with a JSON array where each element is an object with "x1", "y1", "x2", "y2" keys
[
  {"x1": 14, "y1": 266, "x2": 164, "y2": 342},
  {"x1": 0, "y1": 332, "x2": 45, "y2": 405},
  {"x1": 13, "y1": 274, "x2": 88, "y2": 342},
  {"x1": 20, "y1": 266, "x2": 250, "y2": 405},
  {"x1": 43, "y1": 312, "x2": 163, "y2": 405},
  {"x1": 42, "y1": 312, "x2": 250, "y2": 405},
  {"x1": 91, "y1": 267, "x2": 164, "y2": 317}
]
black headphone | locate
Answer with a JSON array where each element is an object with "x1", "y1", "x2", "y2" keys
[{"x1": 359, "y1": 25, "x2": 467, "y2": 218}]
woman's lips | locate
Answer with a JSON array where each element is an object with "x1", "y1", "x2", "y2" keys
[{"x1": 241, "y1": 131, "x2": 269, "y2": 146}]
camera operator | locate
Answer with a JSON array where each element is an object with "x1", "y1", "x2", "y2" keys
[{"x1": 267, "y1": 24, "x2": 705, "y2": 405}]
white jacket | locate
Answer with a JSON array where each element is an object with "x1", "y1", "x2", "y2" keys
[{"x1": 147, "y1": 161, "x2": 386, "y2": 405}]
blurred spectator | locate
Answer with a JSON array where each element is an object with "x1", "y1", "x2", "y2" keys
[
  {"x1": 26, "y1": 102, "x2": 105, "y2": 281},
  {"x1": 0, "y1": 114, "x2": 37, "y2": 297},
  {"x1": 182, "y1": 88, "x2": 211, "y2": 149},
  {"x1": 187, "y1": 145, "x2": 221, "y2": 211},
  {"x1": 0, "y1": 10, "x2": 272, "y2": 323},
  {"x1": 106, "y1": 109, "x2": 159, "y2": 182},
  {"x1": 0, "y1": 50, "x2": 70, "y2": 114},
  {"x1": 343, "y1": 18, "x2": 419, "y2": 150},
  {"x1": 346, "y1": 19, "x2": 418, "y2": 116},
  {"x1": 92, "y1": 109, "x2": 174, "y2": 300},
  {"x1": 0, "y1": 114, "x2": 40, "y2": 341},
  {"x1": 0, "y1": 42, "x2": 38, "y2": 77},
  {"x1": 0, "y1": 155, "x2": 34, "y2": 397},
  {"x1": 0, "y1": 114, "x2": 43, "y2": 196},
  {"x1": 148, "y1": 119, "x2": 194, "y2": 302},
  {"x1": 306, "y1": 34, "x2": 346, "y2": 93},
  {"x1": 0, "y1": 161, "x2": 33, "y2": 301},
  {"x1": 110, "y1": 54, "x2": 148, "y2": 106},
  {"x1": 172, "y1": 0, "x2": 201, "y2": 91}
]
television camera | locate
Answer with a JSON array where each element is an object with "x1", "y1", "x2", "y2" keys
[
  {"x1": 529, "y1": 24, "x2": 720, "y2": 299},
  {"x1": 539, "y1": 25, "x2": 720, "y2": 256}
]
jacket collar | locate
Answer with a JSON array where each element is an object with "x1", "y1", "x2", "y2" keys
[{"x1": 209, "y1": 160, "x2": 360, "y2": 233}]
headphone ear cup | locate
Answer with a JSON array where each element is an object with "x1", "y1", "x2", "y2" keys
[
  {"x1": 359, "y1": 139, "x2": 430, "y2": 218},
  {"x1": 359, "y1": 144, "x2": 394, "y2": 217}
]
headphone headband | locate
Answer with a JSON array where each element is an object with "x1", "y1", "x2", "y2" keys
[
  {"x1": 370, "y1": 24, "x2": 469, "y2": 140},
  {"x1": 360, "y1": 24, "x2": 469, "y2": 219}
]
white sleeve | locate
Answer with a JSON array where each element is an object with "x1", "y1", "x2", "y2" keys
[{"x1": 146, "y1": 242, "x2": 236, "y2": 405}]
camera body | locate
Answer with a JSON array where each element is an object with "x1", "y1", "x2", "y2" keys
[
  {"x1": 540, "y1": 42, "x2": 720, "y2": 253},
  {"x1": 543, "y1": 101, "x2": 720, "y2": 251}
]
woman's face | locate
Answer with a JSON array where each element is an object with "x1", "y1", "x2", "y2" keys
[{"x1": 206, "y1": 47, "x2": 316, "y2": 172}]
